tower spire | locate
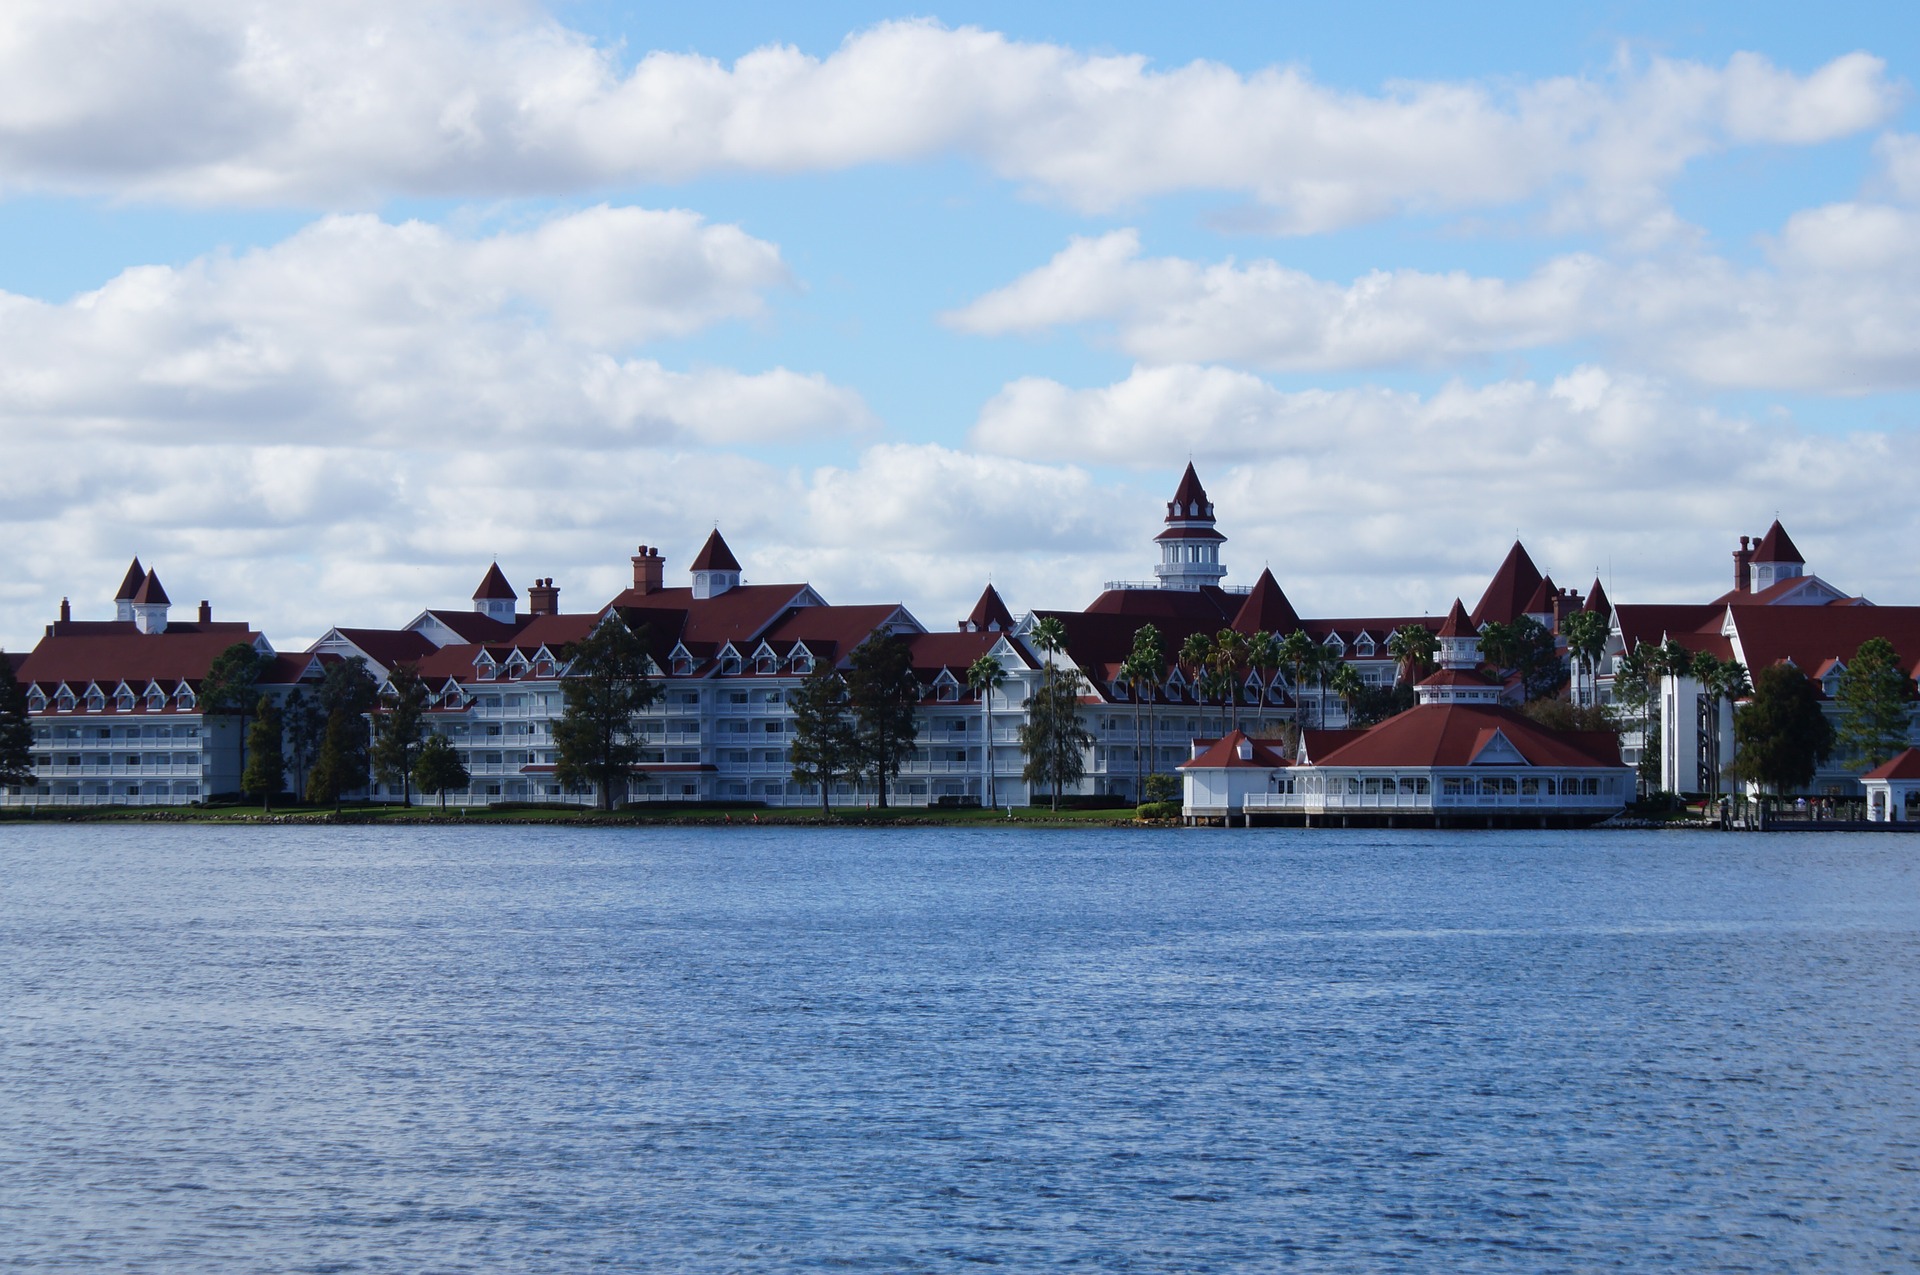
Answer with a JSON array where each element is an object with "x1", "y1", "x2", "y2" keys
[{"x1": 1152, "y1": 464, "x2": 1227, "y2": 591}]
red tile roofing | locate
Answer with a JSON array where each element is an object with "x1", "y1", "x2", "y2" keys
[
  {"x1": 1752, "y1": 520, "x2": 1804, "y2": 564},
  {"x1": 1730, "y1": 605, "x2": 1920, "y2": 684},
  {"x1": 965, "y1": 584, "x2": 1015, "y2": 632},
  {"x1": 1470, "y1": 541, "x2": 1544, "y2": 628},
  {"x1": 18, "y1": 629, "x2": 274, "y2": 688},
  {"x1": 473, "y1": 563, "x2": 517, "y2": 601},
  {"x1": 1169, "y1": 462, "x2": 1209, "y2": 514},
  {"x1": 114, "y1": 558, "x2": 146, "y2": 602},
  {"x1": 1153, "y1": 524, "x2": 1227, "y2": 542},
  {"x1": 1437, "y1": 599, "x2": 1474, "y2": 638},
  {"x1": 1309, "y1": 703, "x2": 1624, "y2": 769},
  {"x1": 422, "y1": 609, "x2": 530, "y2": 642},
  {"x1": 1179, "y1": 731, "x2": 1291, "y2": 769},
  {"x1": 131, "y1": 570, "x2": 170, "y2": 606},
  {"x1": 1521, "y1": 574, "x2": 1557, "y2": 616},
  {"x1": 1231, "y1": 569, "x2": 1301, "y2": 635},
  {"x1": 1863, "y1": 748, "x2": 1920, "y2": 781},
  {"x1": 327, "y1": 628, "x2": 440, "y2": 670},
  {"x1": 689, "y1": 529, "x2": 742, "y2": 572},
  {"x1": 1583, "y1": 577, "x2": 1611, "y2": 620}
]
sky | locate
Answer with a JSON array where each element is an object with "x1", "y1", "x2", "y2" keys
[{"x1": 2, "y1": 0, "x2": 1917, "y2": 650}]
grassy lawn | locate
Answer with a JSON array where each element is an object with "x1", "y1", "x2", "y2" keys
[{"x1": 1, "y1": 801, "x2": 1152, "y2": 828}]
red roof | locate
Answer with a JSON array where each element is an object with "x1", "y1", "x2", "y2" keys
[
  {"x1": 1729, "y1": 605, "x2": 1920, "y2": 688},
  {"x1": 114, "y1": 558, "x2": 146, "y2": 602},
  {"x1": 1231, "y1": 569, "x2": 1301, "y2": 635},
  {"x1": 1309, "y1": 703, "x2": 1623, "y2": 769},
  {"x1": 421, "y1": 609, "x2": 529, "y2": 642},
  {"x1": 1152, "y1": 524, "x2": 1228, "y2": 542},
  {"x1": 1437, "y1": 599, "x2": 1473, "y2": 638},
  {"x1": 1583, "y1": 578, "x2": 1611, "y2": 621},
  {"x1": 690, "y1": 529, "x2": 742, "y2": 573},
  {"x1": 1418, "y1": 667, "x2": 1495, "y2": 688},
  {"x1": 17, "y1": 628, "x2": 275, "y2": 690},
  {"x1": 131, "y1": 570, "x2": 170, "y2": 606},
  {"x1": 473, "y1": 563, "x2": 517, "y2": 601},
  {"x1": 1752, "y1": 520, "x2": 1804, "y2": 565},
  {"x1": 1611, "y1": 603, "x2": 1723, "y2": 651},
  {"x1": 1470, "y1": 541, "x2": 1544, "y2": 628},
  {"x1": 1169, "y1": 463, "x2": 1210, "y2": 518},
  {"x1": 966, "y1": 584, "x2": 1015, "y2": 632},
  {"x1": 327, "y1": 628, "x2": 439, "y2": 670},
  {"x1": 1864, "y1": 748, "x2": 1920, "y2": 781},
  {"x1": 1521, "y1": 574, "x2": 1557, "y2": 617},
  {"x1": 1179, "y1": 731, "x2": 1291, "y2": 769}
]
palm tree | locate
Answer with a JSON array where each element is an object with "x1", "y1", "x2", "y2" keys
[
  {"x1": 1695, "y1": 655, "x2": 1751, "y2": 803},
  {"x1": 1179, "y1": 631, "x2": 1215, "y2": 728},
  {"x1": 1211, "y1": 628, "x2": 1251, "y2": 733},
  {"x1": 967, "y1": 652, "x2": 1006, "y2": 809},
  {"x1": 1304, "y1": 641, "x2": 1342, "y2": 728},
  {"x1": 1561, "y1": 609, "x2": 1609, "y2": 707},
  {"x1": 1129, "y1": 623, "x2": 1166, "y2": 797},
  {"x1": 1330, "y1": 663, "x2": 1365, "y2": 724},
  {"x1": 1029, "y1": 616, "x2": 1070, "y2": 807},
  {"x1": 1247, "y1": 630, "x2": 1282, "y2": 737},
  {"x1": 1277, "y1": 629, "x2": 1316, "y2": 747},
  {"x1": 1386, "y1": 623, "x2": 1439, "y2": 687}
]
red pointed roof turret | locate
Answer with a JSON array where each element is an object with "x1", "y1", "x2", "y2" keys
[
  {"x1": 115, "y1": 558, "x2": 147, "y2": 602},
  {"x1": 1752, "y1": 520, "x2": 1804, "y2": 565},
  {"x1": 965, "y1": 584, "x2": 1015, "y2": 632},
  {"x1": 1231, "y1": 568, "x2": 1301, "y2": 635},
  {"x1": 131, "y1": 569, "x2": 170, "y2": 606},
  {"x1": 1437, "y1": 599, "x2": 1474, "y2": 639},
  {"x1": 1167, "y1": 463, "x2": 1211, "y2": 521},
  {"x1": 690, "y1": 529, "x2": 742, "y2": 573},
  {"x1": 1583, "y1": 578, "x2": 1611, "y2": 621},
  {"x1": 473, "y1": 562, "x2": 517, "y2": 601},
  {"x1": 1470, "y1": 541, "x2": 1544, "y2": 628},
  {"x1": 1521, "y1": 574, "x2": 1558, "y2": 618}
]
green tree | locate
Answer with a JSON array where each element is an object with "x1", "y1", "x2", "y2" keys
[
  {"x1": 1561, "y1": 609, "x2": 1609, "y2": 707},
  {"x1": 282, "y1": 688, "x2": 325, "y2": 798},
  {"x1": 1277, "y1": 629, "x2": 1316, "y2": 745},
  {"x1": 1835, "y1": 637, "x2": 1912, "y2": 769},
  {"x1": 411, "y1": 732, "x2": 470, "y2": 810},
  {"x1": 1021, "y1": 670, "x2": 1094, "y2": 809},
  {"x1": 1303, "y1": 641, "x2": 1342, "y2": 727},
  {"x1": 1733, "y1": 663, "x2": 1836, "y2": 798},
  {"x1": 200, "y1": 641, "x2": 266, "y2": 788},
  {"x1": 1386, "y1": 623, "x2": 1439, "y2": 687},
  {"x1": 1611, "y1": 643, "x2": 1658, "y2": 792},
  {"x1": 1330, "y1": 662, "x2": 1365, "y2": 724},
  {"x1": 553, "y1": 617, "x2": 662, "y2": 811},
  {"x1": 846, "y1": 631, "x2": 921, "y2": 808},
  {"x1": 1694, "y1": 654, "x2": 1751, "y2": 800},
  {"x1": 1246, "y1": 629, "x2": 1282, "y2": 734},
  {"x1": 789, "y1": 663, "x2": 860, "y2": 814},
  {"x1": 307, "y1": 657, "x2": 378, "y2": 808},
  {"x1": 0, "y1": 651, "x2": 35, "y2": 789},
  {"x1": 1211, "y1": 628, "x2": 1251, "y2": 733},
  {"x1": 241, "y1": 693, "x2": 285, "y2": 811},
  {"x1": 371, "y1": 662, "x2": 428, "y2": 805},
  {"x1": 1129, "y1": 623, "x2": 1167, "y2": 796},
  {"x1": 1179, "y1": 630, "x2": 1214, "y2": 719},
  {"x1": 1520, "y1": 698, "x2": 1618, "y2": 733},
  {"x1": 966, "y1": 652, "x2": 1007, "y2": 808}
]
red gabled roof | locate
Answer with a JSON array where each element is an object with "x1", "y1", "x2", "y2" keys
[
  {"x1": 421, "y1": 609, "x2": 529, "y2": 642},
  {"x1": 966, "y1": 584, "x2": 1015, "y2": 632},
  {"x1": 1728, "y1": 605, "x2": 1920, "y2": 691},
  {"x1": 1610, "y1": 603, "x2": 1723, "y2": 651},
  {"x1": 17, "y1": 628, "x2": 270, "y2": 689},
  {"x1": 1169, "y1": 463, "x2": 1209, "y2": 517},
  {"x1": 1437, "y1": 598, "x2": 1473, "y2": 639},
  {"x1": 1309, "y1": 703, "x2": 1623, "y2": 769},
  {"x1": 1864, "y1": 748, "x2": 1920, "y2": 781},
  {"x1": 473, "y1": 563, "x2": 517, "y2": 601},
  {"x1": 131, "y1": 570, "x2": 170, "y2": 606},
  {"x1": 690, "y1": 529, "x2": 742, "y2": 573},
  {"x1": 327, "y1": 628, "x2": 439, "y2": 670},
  {"x1": 1179, "y1": 731, "x2": 1291, "y2": 769},
  {"x1": 1752, "y1": 520, "x2": 1804, "y2": 565},
  {"x1": 1470, "y1": 542, "x2": 1544, "y2": 629},
  {"x1": 115, "y1": 558, "x2": 146, "y2": 602},
  {"x1": 1521, "y1": 574, "x2": 1557, "y2": 617},
  {"x1": 1231, "y1": 568, "x2": 1301, "y2": 636},
  {"x1": 1417, "y1": 667, "x2": 1495, "y2": 688},
  {"x1": 759, "y1": 604, "x2": 907, "y2": 667}
]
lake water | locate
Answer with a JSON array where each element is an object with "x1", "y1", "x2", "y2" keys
[{"x1": 0, "y1": 825, "x2": 1916, "y2": 1272}]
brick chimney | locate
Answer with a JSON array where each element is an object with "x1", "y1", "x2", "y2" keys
[
  {"x1": 1733, "y1": 535, "x2": 1754, "y2": 594},
  {"x1": 630, "y1": 545, "x2": 665, "y2": 595},
  {"x1": 198, "y1": 600, "x2": 212, "y2": 623},
  {"x1": 528, "y1": 577, "x2": 560, "y2": 615},
  {"x1": 59, "y1": 597, "x2": 71, "y2": 623}
]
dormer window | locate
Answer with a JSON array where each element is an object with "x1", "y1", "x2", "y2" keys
[
  {"x1": 116, "y1": 689, "x2": 135, "y2": 711},
  {"x1": 1354, "y1": 637, "x2": 1375, "y2": 657},
  {"x1": 55, "y1": 690, "x2": 74, "y2": 712},
  {"x1": 174, "y1": 687, "x2": 195, "y2": 710},
  {"x1": 146, "y1": 688, "x2": 166, "y2": 711},
  {"x1": 534, "y1": 659, "x2": 553, "y2": 677},
  {"x1": 27, "y1": 689, "x2": 45, "y2": 713},
  {"x1": 757, "y1": 655, "x2": 777, "y2": 674},
  {"x1": 792, "y1": 654, "x2": 812, "y2": 674}
]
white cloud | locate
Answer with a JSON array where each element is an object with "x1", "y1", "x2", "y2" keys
[
  {"x1": 0, "y1": 5, "x2": 1894, "y2": 230},
  {"x1": 951, "y1": 209, "x2": 1920, "y2": 391},
  {"x1": 0, "y1": 205, "x2": 870, "y2": 447},
  {"x1": 968, "y1": 362, "x2": 1920, "y2": 616}
]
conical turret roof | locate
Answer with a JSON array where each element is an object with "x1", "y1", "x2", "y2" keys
[
  {"x1": 1437, "y1": 599, "x2": 1474, "y2": 638},
  {"x1": 131, "y1": 569, "x2": 170, "y2": 606},
  {"x1": 690, "y1": 529, "x2": 742, "y2": 572},
  {"x1": 1752, "y1": 520, "x2": 1804, "y2": 565},
  {"x1": 473, "y1": 562, "x2": 517, "y2": 601},
  {"x1": 966, "y1": 583, "x2": 1015, "y2": 632},
  {"x1": 1167, "y1": 463, "x2": 1211, "y2": 520},
  {"x1": 1583, "y1": 577, "x2": 1611, "y2": 621},
  {"x1": 1231, "y1": 568, "x2": 1301, "y2": 635},
  {"x1": 1521, "y1": 574, "x2": 1558, "y2": 617},
  {"x1": 1470, "y1": 541, "x2": 1544, "y2": 628},
  {"x1": 115, "y1": 558, "x2": 147, "y2": 602}
]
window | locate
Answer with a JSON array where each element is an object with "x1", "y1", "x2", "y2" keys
[
  {"x1": 146, "y1": 689, "x2": 165, "y2": 711},
  {"x1": 116, "y1": 690, "x2": 135, "y2": 711},
  {"x1": 720, "y1": 654, "x2": 742, "y2": 675},
  {"x1": 673, "y1": 657, "x2": 693, "y2": 676},
  {"x1": 793, "y1": 654, "x2": 812, "y2": 673},
  {"x1": 937, "y1": 681, "x2": 958, "y2": 702},
  {"x1": 728, "y1": 692, "x2": 748, "y2": 705},
  {"x1": 85, "y1": 690, "x2": 105, "y2": 711},
  {"x1": 757, "y1": 656, "x2": 777, "y2": 674}
]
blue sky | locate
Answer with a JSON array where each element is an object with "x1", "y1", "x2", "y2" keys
[{"x1": 1, "y1": 1, "x2": 1916, "y2": 648}]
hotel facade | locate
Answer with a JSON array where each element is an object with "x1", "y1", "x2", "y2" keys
[{"x1": 4, "y1": 467, "x2": 1915, "y2": 814}]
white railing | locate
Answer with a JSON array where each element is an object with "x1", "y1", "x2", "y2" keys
[
  {"x1": 1243, "y1": 789, "x2": 1617, "y2": 813},
  {"x1": 35, "y1": 762, "x2": 206, "y2": 778}
]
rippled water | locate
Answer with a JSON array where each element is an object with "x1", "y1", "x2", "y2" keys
[{"x1": 1, "y1": 825, "x2": 1917, "y2": 1272}]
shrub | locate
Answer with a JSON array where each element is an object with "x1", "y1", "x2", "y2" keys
[{"x1": 1136, "y1": 800, "x2": 1181, "y2": 820}]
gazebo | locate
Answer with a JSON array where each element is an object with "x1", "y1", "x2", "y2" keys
[{"x1": 1862, "y1": 748, "x2": 1920, "y2": 822}]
